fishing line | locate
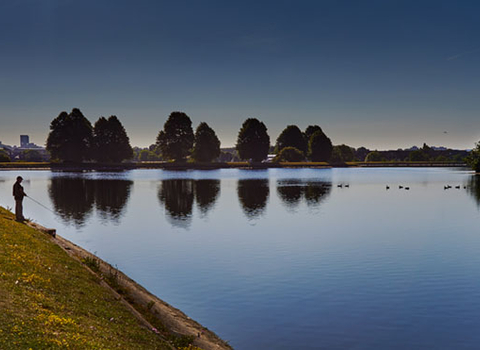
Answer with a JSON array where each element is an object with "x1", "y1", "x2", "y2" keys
[{"x1": 26, "y1": 195, "x2": 56, "y2": 214}]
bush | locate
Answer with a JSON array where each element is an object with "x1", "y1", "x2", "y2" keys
[
  {"x1": 20, "y1": 150, "x2": 42, "y2": 162},
  {"x1": 274, "y1": 147, "x2": 305, "y2": 162},
  {"x1": 0, "y1": 149, "x2": 10, "y2": 162},
  {"x1": 365, "y1": 151, "x2": 383, "y2": 162}
]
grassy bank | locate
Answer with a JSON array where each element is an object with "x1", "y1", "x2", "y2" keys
[{"x1": 0, "y1": 207, "x2": 217, "y2": 349}]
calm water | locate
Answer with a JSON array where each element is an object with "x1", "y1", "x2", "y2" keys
[{"x1": 1, "y1": 168, "x2": 480, "y2": 349}]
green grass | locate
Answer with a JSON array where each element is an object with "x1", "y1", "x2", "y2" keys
[
  {"x1": 0, "y1": 162, "x2": 50, "y2": 168},
  {"x1": 0, "y1": 206, "x2": 172, "y2": 349}
]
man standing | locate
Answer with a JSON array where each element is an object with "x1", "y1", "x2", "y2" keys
[{"x1": 13, "y1": 176, "x2": 27, "y2": 222}]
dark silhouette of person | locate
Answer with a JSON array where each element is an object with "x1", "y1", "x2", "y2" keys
[{"x1": 13, "y1": 176, "x2": 27, "y2": 221}]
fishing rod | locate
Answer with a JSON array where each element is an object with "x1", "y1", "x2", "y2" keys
[{"x1": 26, "y1": 195, "x2": 56, "y2": 214}]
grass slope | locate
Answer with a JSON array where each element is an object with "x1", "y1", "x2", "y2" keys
[{"x1": 0, "y1": 207, "x2": 172, "y2": 349}]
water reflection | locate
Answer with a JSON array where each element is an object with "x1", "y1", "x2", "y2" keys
[
  {"x1": 158, "y1": 180, "x2": 195, "y2": 228},
  {"x1": 277, "y1": 180, "x2": 303, "y2": 208},
  {"x1": 237, "y1": 179, "x2": 269, "y2": 219},
  {"x1": 93, "y1": 180, "x2": 133, "y2": 222},
  {"x1": 48, "y1": 177, "x2": 132, "y2": 227},
  {"x1": 49, "y1": 177, "x2": 95, "y2": 227},
  {"x1": 158, "y1": 179, "x2": 220, "y2": 227},
  {"x1": 277, "y1": 180, "x2": 331, "y2": 209},
  {"x1": 195, "y1": 180, "x2": 221, "y2": 215},
  {"x1": 467, "y1": 175, "x2": 480, "y2": 207}
]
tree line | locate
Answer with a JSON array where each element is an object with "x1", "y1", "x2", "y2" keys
[
  {"x1": 43, "y1": 108, "x2": 475, "y2": 167},
  {"x1": 45, "y1": 108, "x2": 334, "y2": 163}
]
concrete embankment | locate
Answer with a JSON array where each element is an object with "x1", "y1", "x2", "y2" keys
[{"x1": 0, "y1": 207, "x2": 231, "y2": 350}]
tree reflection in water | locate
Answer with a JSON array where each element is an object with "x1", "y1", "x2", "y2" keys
[
  {"x1": 49, "y1": 177, "x2": 95, "y2": 227},
  {"x1": 93, "y1": 180, "x2": 133, "y2": 223},
  {"x1": 158, "y1": 179, "x2": 194, "y2": 228},
  {"x1": 49, "y1": 177, "x2": 133, "y2": 227},
  {"x1": 158, "y1": 179, "x2": 221, "y2": 228},
  {"x1": 277, "y1": 180, "x2": 331, "y2": 210},
  {"x1": 195, "y1": 180, "x2": 220, "y2": 215},
  {"x1": 276, "y1": 180, "x2": 304, "y2": 208},
  {"x1": 237, "y1": 179, "x2": 269, "y2": 219},
  {"x1": 467, "y1": 175, "x2": 480, "y2": 207}
]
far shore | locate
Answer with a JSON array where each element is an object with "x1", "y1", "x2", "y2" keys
[{"x1": 0, "y1": 161, "x2": 469, "y2": 171}]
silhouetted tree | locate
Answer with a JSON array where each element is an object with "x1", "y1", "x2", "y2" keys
[
  {"x1": 46, "y1": 108, "x2": 93, "y2": 162},
  {"x1": 308, "y1": 129, "x2": 333, "y2": 162},
  {"x1": 274, "y1": 147, "x2": 305, "y2": 162},
  {"x1": 194, "y1": 180, "x2": 220, "y2": 214},
  {"x1": 237, "y1": 179, "x2": 269, "y2": 218},
  {"x1": 275, "y1": 125, "x2": 307, "y2": 155},
  {"x1": 156, "y1": 112, "x2": 194, "y2": 161},
  {"x1": 192, "y1": 122, "x2": 221, "y2": 162},
  {"x1": 236, "y1": 118, "x2": 270, "y2": 162},
  {"x1": 304, "y1": 125, "x2": 322, "y2": 142},
  {"x1": 0, "y1": 149, "x2": 11, "y2": 162},
  {"x1": 92, "y1": 116, "x2": 133, "y2": 163}
]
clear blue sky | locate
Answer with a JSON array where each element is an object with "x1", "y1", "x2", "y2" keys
[{"x1": 1, "y1": 0, "x2": 479, "y2": 149}]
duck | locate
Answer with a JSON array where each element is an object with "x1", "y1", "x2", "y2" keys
[{"x1": 386, "y1": 185, "x2": 390, "y2": 190}]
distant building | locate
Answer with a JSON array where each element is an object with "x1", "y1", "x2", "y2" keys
[
  {"x1": 20, "y1": 135, "x2": 29, "y2": 148},
  {"x1": 9, "y1": 135, "x2": 50, "y2": 161}
]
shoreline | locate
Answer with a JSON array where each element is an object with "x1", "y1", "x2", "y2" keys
[
  {"x1": 0, "y1": 161, "x2": 468, "y2": 171},
  {"x1": 24, "y1": 219, "x2": 232, "y2": 350}
]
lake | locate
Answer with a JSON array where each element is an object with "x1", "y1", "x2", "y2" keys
[{"x1": 1, "y1": 168, "x2": 480, "y2": 349}]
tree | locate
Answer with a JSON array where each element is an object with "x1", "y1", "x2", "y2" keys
[
  {"x1": 0, "y1": 149, "x2": 10, "y2": 162},
  {"x1": 20, "y1": 150, "x2": 43, "y2": 162},
  {"x1": 275, "y1": 125, "x2": 307, "y2": 155},
  {"x1": 365, "y1": 151, "x2": 383, "y2": 162},
  {"x1": 236, "y1": 118, "x2": 270, "y2": 162},
  {"x1": 409, "y1": 150, "x2": 430, "y2": 161},
  {"x1": 156, "y1": 112, "x2": 194, "y2": 161},
  {"x1": 92, "y1": 116, "x2": 133, "y2": 163},
  {"x1": 46, "y1": 108, "x2": 93, "y2": 162},
  {"x1": 139, "y1": 149, "x2": 159, "y2": 161},
  {"x1": 467, "y1": 142, "x2": 480, "y2": 172},
  {"x1": 304, "y1": 125, "x2": 322, "y2": 142},
  {"x1": 192, "y1": 122, "x2": 221, "y2": 162},
  {"x1": 308, "y1": 130, "x2": 333, "y2": 162},
  {"x1": 331, "y1": 144, "x2": 355, "y2": 163},
  {"x1": 273, "y1": 147, "x2": 305, "y2": 162}
]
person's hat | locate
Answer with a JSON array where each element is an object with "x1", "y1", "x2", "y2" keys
[{"x1": 16, "y1": 176, "x2": 23, "y2": 181}]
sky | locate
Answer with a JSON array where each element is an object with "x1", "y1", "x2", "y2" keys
[{"x1": 0, "y1": 0, "x2": 479, "y2": 150}]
